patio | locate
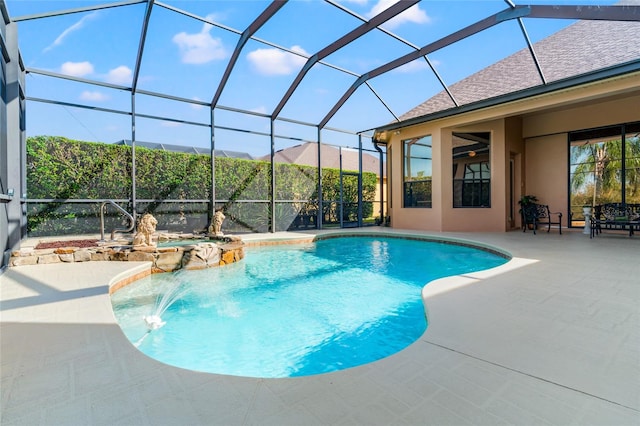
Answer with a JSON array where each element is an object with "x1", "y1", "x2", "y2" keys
[{"x1": 1, "y1": 228, "x2": 638, "y2": 425}]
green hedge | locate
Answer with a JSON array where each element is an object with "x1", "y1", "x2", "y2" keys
[{"x1": 26, "y1": 136, "x2": 378, "y2": 236}]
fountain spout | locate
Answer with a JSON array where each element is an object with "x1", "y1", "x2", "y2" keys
[
  {"x1": 144, "y1": 315, "x2": 166, "y2": 330},
  {"x1": 142, "y1": 272, "x2": 187, "y2": 332}
]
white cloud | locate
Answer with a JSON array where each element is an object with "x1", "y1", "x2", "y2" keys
[
  {"x1": 43, "y1": 11, "x2": 99, "y2": 52},
  {"x1": 250, "y1": 106, "x2": 268, "y2": 114},
  {"x1": 161, "y1": 121, "x2": 182, "y2": 128},
  {"x1": 394, "y1": 58, "x2": 439, "y2": 73},
  {"x1": 173, "y1": 15, "x2": 227, "y2": 64},
  {"x1": 106, "y1": 66, "x2": 132, "y2": 84},
  {"x1": 367, "y1": 0, "x2": 430, "y2": 29},
  {"x1": 79, "y1": 91, "x2": 109, "y2": 102},
  {"x1": 246, "y1": 45, "x2": 308, "y2": 76},
  {"x1": 60, "y1": 61, "x2": 94, "y2": 77},
  {"x1": 190, "y1": 97, "x2": 206, "y2": 110}
]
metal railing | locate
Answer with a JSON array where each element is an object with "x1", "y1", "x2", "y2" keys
[{"x1": 100, "y1": 200, "x2": 135, "y2": 241}]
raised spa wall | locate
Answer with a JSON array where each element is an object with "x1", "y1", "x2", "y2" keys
[{"x1": 9, "y1": 233, "x2": 245, "y2": 274}]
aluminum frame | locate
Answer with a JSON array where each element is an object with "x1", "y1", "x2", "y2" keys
[{"x1": 3, "y1": 0, "x2": 640, "y2": 242}]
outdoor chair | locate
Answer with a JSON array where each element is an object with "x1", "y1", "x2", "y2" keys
[
  {"x1": 521, "y1": 203, "x2": 563, "y2": 235},
  {"x1": 590, "y1": 203, "x2": 640, "y2": 238}
]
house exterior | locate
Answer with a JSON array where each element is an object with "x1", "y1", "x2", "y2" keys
[
  {"x1": 263, "y1": 142, "x2": 388, "y2": 217},
  {"x1": 262, "y1": 141, "x2": 382, "y2": 174},
  {"x1": 374, "y1": 18, "x2": 640, "y2": 232}
]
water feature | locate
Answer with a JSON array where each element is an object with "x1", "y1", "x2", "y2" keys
[
  {"x1": 111, "y1": 236, "x2": 509, "y2": 377},
  {"x1": 134, "y1": 272, "x2": 189, "y2": 346},
  {"x1": 143, "y1": 273, "x2": 189, "y2": 329}
]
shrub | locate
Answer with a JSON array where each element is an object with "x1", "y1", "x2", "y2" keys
[{"x1": 26, "y1": 136, "x2": 378, "y2": 235}]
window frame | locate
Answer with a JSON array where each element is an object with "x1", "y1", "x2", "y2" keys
[
  {"x1": 568, "y1": 121, "x2": 640, "y2": 227},
  {"x1": 403, "y1": 135, "x2": 432, "y2": 208},
  {"x1": 452, "y1": 132, "x2": 491, "y2": 208}
]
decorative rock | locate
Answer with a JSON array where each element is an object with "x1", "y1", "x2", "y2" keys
[
  {"x1": 156, "y1": 247, "x2": 179, "y2": 253},
  {"x1": 59, "y1": 254, "x2": 75, "y2": 262},
  {"x1": 220, "y1": 250, "x2": 236, "y2": 265},
  {"x1": 155, "y1": 251, "x2": 184, "y2": 272},
  {"x1": 157, "y1": 232, "x2": 194, "y2": 242},
  {"x1": 219, "y1": 242, "x2": 240, "y2": 265},
  {"x1": 182, "y1": 243, "x2": 220, "y2": 270},
  {"x1": 132, "y1": 245, "x2": 158, "y2": 252},
  {"x1": 90, "y1": 252, "x2": 111, "y2": 261},
  {"x1": 9, "y1": 236, "x2": 244, "y2": 274},
  {"x1": 127, "y1": 251, "x2": 155, "y2": 262},
  {"x1": 34, "y1": 248, "x2": 56, "y2": 256},
  {"x1": 111, "y1": 251, "x2": 129, "y2": 262},
  {"x1": 73, "y1": 250, "x2": 92, "y2": 262},
  {"x1": 38, "y1": 254, "x2": 62, "y2": 264},
  {"x1": 11, "y1": 256, "x2": 38, "y2": 266},
  {"x1": 54, "y1": 248, "x2": 75, "y2": 255}
]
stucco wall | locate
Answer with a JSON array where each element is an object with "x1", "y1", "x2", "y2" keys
[
  {"x1": 442, "y1": 120, "x2": 508, "y2": 232},
  {"x1": 523, "y1": 133, "x2": 568, "y2": 224},
  {"x1": 388, "y1": 125, "x2": 442, "y2": 231},
  {"x1": 522, "y1": 92, "x2": 640, "y2": 228},
  {"x1": 384, "y1": 75, "x2": 639, "y2": 233},
  {"x1": 505, "y1": 117, "x2": 524, "y2": 229},
  {"x1": 523, "y1": 92, "x2": 640, "y2": 139},
  {"x1": 389, "y1": 119, "x2": 509, "y2": 232}
]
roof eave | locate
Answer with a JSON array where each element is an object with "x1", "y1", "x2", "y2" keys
[{"x1": 372, "y1": 58, "x2": 640, "y2": 140}]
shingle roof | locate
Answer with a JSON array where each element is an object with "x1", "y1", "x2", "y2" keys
[
  {"x1": 260, "y1": 142, "x2": 382, "y2": 175},
  {"x1": 399, "y1": 16, "x2": 640, "y2": 122}
]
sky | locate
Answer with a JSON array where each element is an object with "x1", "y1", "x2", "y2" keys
[{"x1": 5, "y1": 0, "x2": 617, "y2": 157}]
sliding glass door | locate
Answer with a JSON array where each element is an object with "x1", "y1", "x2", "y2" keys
[{"x1": 569, "y1": 122, "x2": 640, "y2": 227}]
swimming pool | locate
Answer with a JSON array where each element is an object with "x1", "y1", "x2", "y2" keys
[{"x1": 111, "y1": 235, "x2": 508, "y2": 378}]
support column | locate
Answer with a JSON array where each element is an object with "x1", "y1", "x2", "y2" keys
[
  {"x1": 270, "y1": 118, "x2": 275, "y2": 233},
  {"x1": 358, "y1": 135, "x2": 363, "y2": 227},
  {"x1": 1, "y1": 18, "x2": 26, "y2": 269},
  {"x1": 130, "y1": 94, "x2": 137, "y2": 220},
  {"x1": 210, "y1": 107, "x2": 216, "y2": 227},
  {"x1": 317, "y1": 127, "x2": 323, "y2": 230}
]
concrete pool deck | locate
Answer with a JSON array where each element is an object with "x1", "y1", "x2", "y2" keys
[{"x1": 1, "y1": 228, "x2": 639, "y2": 425}]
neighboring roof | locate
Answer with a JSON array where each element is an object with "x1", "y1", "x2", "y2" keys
[
  {"x1": 260, "y1": 142, "x2": 382, "y2": 175},
  {"x1": 398, "y1": 16, "x2": 640, "y2": 123},
  {"x1": 114, "y1": 140, "x2": 253, "y2": 160}
]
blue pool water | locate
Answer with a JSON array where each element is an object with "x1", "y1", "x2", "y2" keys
[{"x1": 111, "y1": 236, "x2": 508, "y2": 378}]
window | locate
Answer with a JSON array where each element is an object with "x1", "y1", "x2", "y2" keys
[
  {"x1": 452, "y1": 132, "x2": 490, "y2": 207},
  {"x1": 403, "y1": 136, "x2": 432, "y2": 208},
  {"x1": 569, "y1": 121, "x2": 640, "y2": 227}
]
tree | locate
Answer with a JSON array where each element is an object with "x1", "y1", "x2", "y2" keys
[{"x1": 570, "y1": 137, "x2": 640, "y2": 206}]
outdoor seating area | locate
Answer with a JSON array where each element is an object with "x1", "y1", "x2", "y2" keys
[
  {"x1": 590, "y1": 203, "x2": 640, "y2": 238},
  {"x1": 520, "y1": 203, "x2": 563, "y2": 235}
]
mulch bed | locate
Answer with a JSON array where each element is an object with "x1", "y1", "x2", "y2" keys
[{"x1": 35, "y1": 239, "x2": 100, "y2": 249}]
